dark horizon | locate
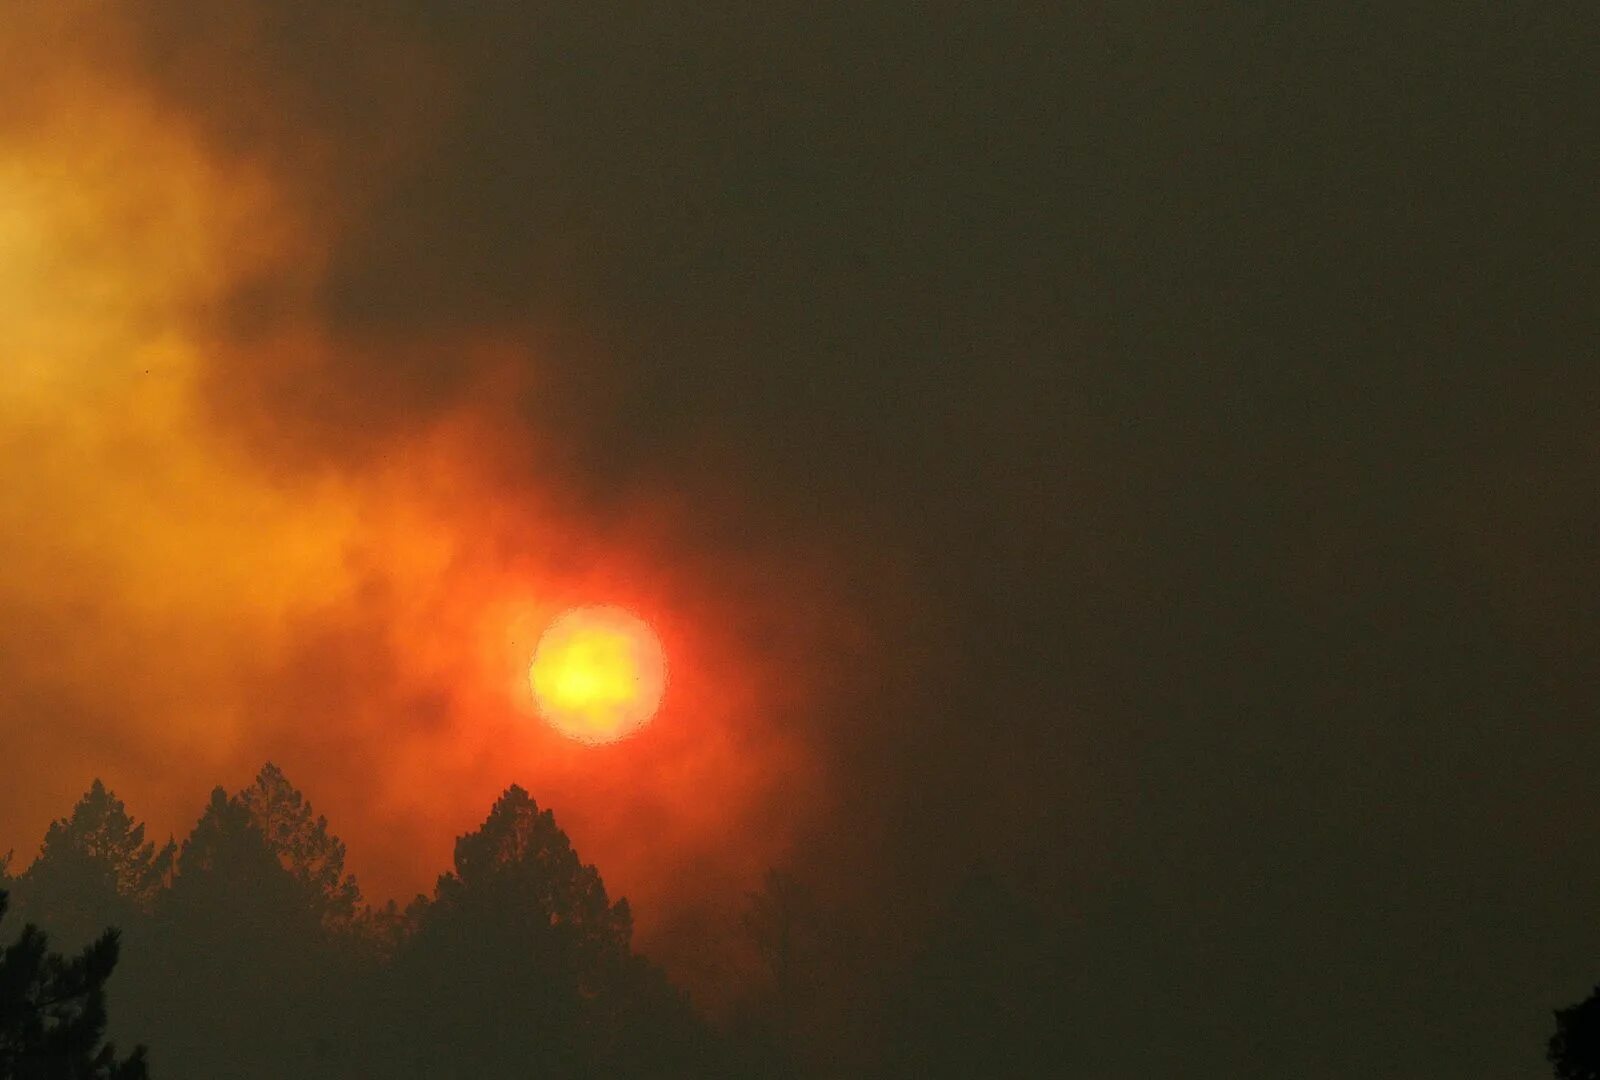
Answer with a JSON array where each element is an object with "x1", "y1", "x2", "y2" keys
[{"x1": 2, "y1": 766, "x2": 1074, "y2": 1077}]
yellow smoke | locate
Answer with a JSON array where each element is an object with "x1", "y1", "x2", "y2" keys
[{"x1": 0, "y1": 41, "x2": 357, "y2": 777}]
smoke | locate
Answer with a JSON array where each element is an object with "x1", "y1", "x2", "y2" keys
[
  {"x1": 8, "y1": 0, "x2": 1600, "y2": 1071},
  {"x1": 0, "y1": 3, "x2": 954, "y2": 1001}
]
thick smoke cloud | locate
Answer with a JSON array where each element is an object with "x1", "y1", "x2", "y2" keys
[
  {"x1": 2, "y1": 2, "x2": 1597, "y2": 1074},
  {"x1": 120, "y1": 0, "x2": 1099, "y2": 914}
]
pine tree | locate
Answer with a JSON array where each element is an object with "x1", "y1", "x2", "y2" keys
[
  {"x1": 436, "y1": 784, "x2": 630, "y2": 963},
  {"x1": 15, "y1": 782, "x2": 173, "y2": 950},
  {"x1": 1551, "y1": 985, "x2": 1600, "y2": 1080},
  {"x1": 381, "y1": 786, "x2": 707, "y2": 1078},
  {"x1": 0, "y1": 889, "x2": 148, "y2": 1079},
  {"x1": 134, "y1": 788, "x2": 330, "y2": 1080},
  {"x1": 739, "y1": 869, "x2": 816, "y2": 1075},
  {"x1": 235, "y1": 765, "x2": 360, "y2": 927}
]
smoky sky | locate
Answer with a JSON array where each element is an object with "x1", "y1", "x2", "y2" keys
[{"x1": 13, "y1": 3, "x2": 1600, "y2": 1076}]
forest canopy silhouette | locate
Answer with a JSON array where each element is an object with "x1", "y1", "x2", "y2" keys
[{"x1": 0, "y1": 768, "x2": 1067, "y2": 1078}]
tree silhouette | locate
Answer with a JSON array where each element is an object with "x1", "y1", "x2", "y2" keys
[
  {"x1": 738, "y1": 869, "x2": 816, "y2": 1075},
  {"x1": 132, "y1": 787, "x2": 331, "y2": 1079},
  {"x1": 350, "y1": 894, "x2": 427, "y2": 964},
  {"x1": 438, "y1": 784, "x2": 630, "y2": 958},
  {"x1": 235, "y1": 764, "x2": 360, "y2": 927},
  {"x1": 744, "y1": 870, "x2": 812, "y2": 1005},
  {"x1": 1551, "y1": 986, "x2": 1600, "y2": 1079},
  {"x1": 163, "y1": 787, "x2": 315, "y2": 937},
  {"x1": 13, "y1": 782, "x2": 172, "y2": 951},
  {"x1": 382, "y1": 785, "x2": 708, "y2": 1078},
  {"x1": 6, "y1": 773, "x2": 725, "y2": 1079},
  {"x1": 0, "y1": 889, "x2": 148, "y2": 1079}
]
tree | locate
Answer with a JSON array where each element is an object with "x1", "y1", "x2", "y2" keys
[
  {"x1": 13, "y1": 782, "x2": 172, "y2": 950},
  {"x1": 435, "y1": 784, "x2": 630, "y2": 961},
  {"x1": 739, "y1": 869, "x2": 816, "y2": 1074},
  {"x1": 163, "y1": 787, "x2": 317, "y2": 942},
  {"x1": 235, "y1": 765, "x2": 360, "y2": 927},
  {"x1": 0, "y1": 889, "x2": 148, "y2": 1079},
  {"x1": 381, "y1": 786, "x2": 707, "y2": 1078},
  {"x1": 1551, "y1": 986, "x2": 1600, "y2": 1079},
  {"x1": 744, "y1": 870, "x2": 812, "y2": 997},
  {"x1": 349, "y1": 895, "x2": 427, "y2": 965},
  {"x1": 132, "y1": 787, "x2": 331, "y2": 1080}
]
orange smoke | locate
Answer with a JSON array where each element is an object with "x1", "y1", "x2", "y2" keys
[{"x1": 0, "y1": 2, "x2": 847, "y2": 1001}]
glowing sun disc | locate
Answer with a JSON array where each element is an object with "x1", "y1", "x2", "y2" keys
[{"x1": 529, "y1": 605, "x2": 666, "y2": 744}]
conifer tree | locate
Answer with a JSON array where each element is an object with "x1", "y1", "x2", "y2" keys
[
  {"x1": 0, "y1": 889, "x2": 148, "y2": 1079},
  {"x1": 236, "y1": 765, "x2": 360, "y2": 927},
  {"x1": 383, "y1": 786, "x2": 707, "y2": 1078},
  {"x1": 15, "y1": 782, "x2": 172, "y2": 949}
]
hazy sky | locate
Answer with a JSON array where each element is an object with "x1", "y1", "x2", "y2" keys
[{"x1": 1, "y1": 3, "x2": 1595, "y2": 1075}]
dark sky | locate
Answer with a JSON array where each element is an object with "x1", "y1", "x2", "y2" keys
[{"x1": 5, "y1": 3, "x2": 1599, "y2": 1075}]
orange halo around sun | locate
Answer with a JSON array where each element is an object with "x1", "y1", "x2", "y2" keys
[{"x1": 529, "y1": 605, "x2": 667, "y2": 744}]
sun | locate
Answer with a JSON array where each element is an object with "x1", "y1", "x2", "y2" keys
[{"x1": 529, "y1": 605, "x2": 667, "y2": 744}]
